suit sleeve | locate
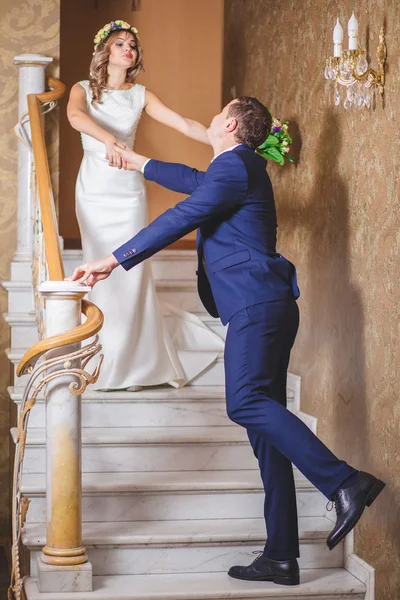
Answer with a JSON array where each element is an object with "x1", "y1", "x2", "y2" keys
[
  {"x1": 114, "y1": 152, "x2": 248, "y2": 271},
  {"x1": 144, "y1": 159, "x2": 206, "y2": 194}
]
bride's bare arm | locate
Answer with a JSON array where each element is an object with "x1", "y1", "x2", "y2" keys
[
  {"x1": 144, "y1": 90, "x2": 211, "y2": 146},
  {"x1": 67, "y1": 83, "x2": 122, "y2": 167}
]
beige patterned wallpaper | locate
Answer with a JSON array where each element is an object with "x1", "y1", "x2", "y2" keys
[
  {"x1": 224, "y1": 1, "x2": 399, "y2": 598},
  {"x1": 0, "y1": 0, "x2": 60, "y2": 540}
]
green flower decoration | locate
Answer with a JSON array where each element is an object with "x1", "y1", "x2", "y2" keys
[{"x1": 257, "y1": 117, "x2": 295, "y2": 166}]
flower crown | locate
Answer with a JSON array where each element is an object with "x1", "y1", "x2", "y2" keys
[
  {"x1": 256, "y1": 117, "x2": 294, "y2": 166},
  {"x1": 94, "y1": 20, "x2": 139, "y2": 51}
]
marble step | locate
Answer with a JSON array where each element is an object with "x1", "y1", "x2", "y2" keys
[
  {"x1": 10, "y1": 385, "x2": 231, "y2": 428},
  {"x1": 4, "y1": 311, "x2": 39, "y2": 348},
  {"x1": 8, "y1": 249, "x2": 198, "y2": 283},
  {"x1": 2, "y1": 277, "x2": 204, "y2": 314},
  {"x1": 10, "y1": 377, "x2": 304, "y2": 428},
  {"x1": 21, "y1": 425, "x2": 253, "y2": 474},
  {"x1": 21, "y1": 425, "x2": 256, "y2": 474},
  {"x1": 63, "y1": 249, "x2": 199, "y2": 283},
  {"x1": 7, "y1": 347, "x2": 226, "y2": 388},
  {"x1": 2, "y1": 280, "x2": 35, "y2": 313},
  {"x1": 23, "y1": 569, "x2": 366, "y2": 599},
  {"x1": 197, "y1": 313, "x2": 227, "y2": 339},
  {"x1": 19, "y1": 416, "x2": 316, "y2": 474},
  {"x1": 4, "y1": 310, "x2": 226, "y2": 348},
  {"x1": 22, "y1": 470, "x2": 327, "y2": 524},
  {"x1": 24, "y1": 517, "x2": 343, "y2": 577},
  {"x1": 155, "y1": 279, "x2": 204, "y2": 313}
]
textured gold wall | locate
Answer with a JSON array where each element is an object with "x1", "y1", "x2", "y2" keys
[
  {"x1": 224, "y1": 1, "x2": 399, "y2": 598},
  {"x1": 0, "y1": 0, "x2": 60, "y2": 539}
]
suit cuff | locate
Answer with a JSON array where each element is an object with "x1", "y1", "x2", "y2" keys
[
  {"x1": 142, "y1": 158, "x2": 152, "y2": 174},
  {"x1": 112, "y1": 248, "x2": 137, "y2": 271}
]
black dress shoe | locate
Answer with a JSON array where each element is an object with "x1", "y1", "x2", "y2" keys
[
  {"x1": 327, "y1": 471, "x2": 385, "y2": 550},
  {"x1": 228, "y1": 552, "x2": 300, "y2": 586}
]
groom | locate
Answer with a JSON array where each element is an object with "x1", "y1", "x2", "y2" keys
[{"x1": 69, "y1": 96, "x2": 385, "y2": 586}]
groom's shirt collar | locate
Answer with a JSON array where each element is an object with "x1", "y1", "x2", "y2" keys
[{"x1": 211, "y1": 144, "x2": 241, "y2": 163}]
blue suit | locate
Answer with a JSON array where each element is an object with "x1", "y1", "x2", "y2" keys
[{"x1": 114, "y1": 144, "x2": 355, "y2": 559}]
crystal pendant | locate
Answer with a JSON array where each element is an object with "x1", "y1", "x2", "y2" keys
[
  {"x1": 334, "y1": 84, "x2": 341, "y2": 106},
  {"x1": 339, "y1": 61, "x2": 351, "y2": 79},
  {"x1": 343, "y1": 97, "x2": 351, "y2": 110},
  {"x1": 356, "y1": 57, "x2": 368, "y2": 76},
  {"x1": 356, "y1": 93, "x2": 364, "y2": 109},
  {"x1": 364, "y1": 87, "x2": 371, "y2": 109},
  {"x1": 324, "y1": 66, "x2": 330, "y2": 80},
  {"x1": 346, "y1": 85, "x2": 355, "y2": 105},
  {"x1": 355, "y1": 83, "x2": 364, "y2": 109}
]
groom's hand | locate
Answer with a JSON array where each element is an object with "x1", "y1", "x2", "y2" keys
[
  {"x1": 66, "y1": 255, "x2": 119, "y2": 287},
  {"x1": 112, "y1": 143, "x2": 148, "y2": 172}
]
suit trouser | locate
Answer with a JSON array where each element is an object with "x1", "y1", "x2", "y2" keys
[{"x1": 224, "y1": 299, "x2": 356, "y2": 559}]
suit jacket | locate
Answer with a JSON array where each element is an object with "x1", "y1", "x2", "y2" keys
[{"x1": 113, "y1": 144, "x2": 299, "y2": 325}]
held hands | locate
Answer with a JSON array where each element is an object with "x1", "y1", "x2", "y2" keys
[
  {"x1": 108, "y1": 142, "x2": 148, "y2": 171},
  {"x1": 104, "y1": 136, "x2": 123, "y2": 169},
  {"x1": 66, "y1": 254, "x2": 119, "y2": 288}
]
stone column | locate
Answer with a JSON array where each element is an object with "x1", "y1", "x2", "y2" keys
[
  {"x1": 13, "y1": 54, "x2": 52, "y2": 263},
  {"x1": 37, "y1": 281, "x2": 93, "y2": 593}
]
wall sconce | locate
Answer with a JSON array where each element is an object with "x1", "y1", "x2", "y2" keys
[{"x1": 324, "y1": 13, "x2": 387, "y2": 109}]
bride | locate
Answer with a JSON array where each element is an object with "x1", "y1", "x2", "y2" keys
[{"x1": 67, "y1": 20, "x2": 223, "y2": 390}]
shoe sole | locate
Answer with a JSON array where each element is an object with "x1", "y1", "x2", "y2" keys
[
  {"x1": 327, "y1": 479, "x2": 386, "y2": 550},
  {"x1": 228, "y1": 571, "x2": 300, "y2": 586}
]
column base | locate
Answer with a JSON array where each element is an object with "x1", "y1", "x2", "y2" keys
[{"x1": 37, "y1": 556, "x2": 93, "y2": 593}]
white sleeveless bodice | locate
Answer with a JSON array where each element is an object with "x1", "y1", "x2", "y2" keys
[{"x1": 78, "y1": 80, "x2": 145, "y2": 151}]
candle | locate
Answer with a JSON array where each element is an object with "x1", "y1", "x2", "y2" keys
[
  {"x1": 348, "y1": 12, "x2": 358, "y2": 50},
  {"x1": 333, "y1": 18, "x2": 343, "y2": 57}
]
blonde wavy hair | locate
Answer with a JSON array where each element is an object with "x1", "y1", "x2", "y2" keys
[{"x1": 89, "y1": 29, "x2": 144, "y2": 104}]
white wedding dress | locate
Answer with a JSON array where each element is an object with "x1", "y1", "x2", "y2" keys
[{"x1": 76, "y1": 81, "x2": 223, "y2": 390}]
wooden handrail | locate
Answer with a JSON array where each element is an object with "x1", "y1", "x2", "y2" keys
[
  {"x1": 17, "y1": 300, "x2": 104, "y2": 376},
  {"x1": 27, "y1": 77, "x2": 66, "y2": 281},
  {"x1": 17, "y1": 77, "x2": 105, "y2": 378}
]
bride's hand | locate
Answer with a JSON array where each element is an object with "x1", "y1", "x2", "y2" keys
[
  {"x1": 104, "y1": 136, "x2": 122, "y2": 169},
  {"x1": 113, "y1": 144, "x2": 148, "y2": 171}
]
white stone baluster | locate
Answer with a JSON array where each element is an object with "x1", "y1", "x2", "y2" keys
[
  {"x1": 13, "y1": 54, "x2": 52, "y2": 263},
  {"x1": 37, "y1": 281, "x2": 93, "y2": 593}
]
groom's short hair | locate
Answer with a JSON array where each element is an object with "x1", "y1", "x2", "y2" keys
[{"x1": 227, "y1": 97, "x2": 272, "y2": 150}]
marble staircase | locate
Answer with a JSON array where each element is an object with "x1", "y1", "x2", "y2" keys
[{"x1": 5, "y1": 250, "x2": 370, "y2": 599}]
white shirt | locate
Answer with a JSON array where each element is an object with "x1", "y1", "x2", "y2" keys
[
  {"x1": 141, "y1": 143, "x2": 241, "y2": 174},
  {"x1": 210, "y1": 143, "x2": 241, "y2": 162}
]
